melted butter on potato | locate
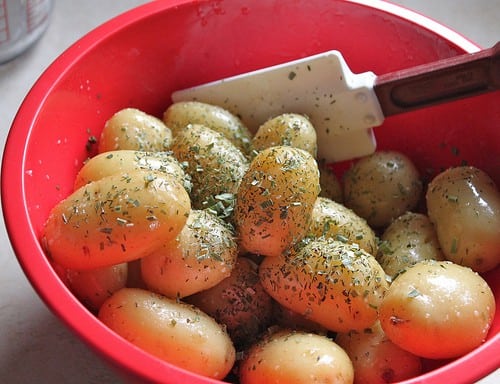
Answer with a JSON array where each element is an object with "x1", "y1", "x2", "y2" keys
[
  {"x1": 235, "y1": 146, "x2": 320, "y2": 257},
  {"x1": 98, "y1": 288, "x2": 235, "y2": 379},
  {"x1": 426, "y1": 166, "x2": 500, "y2": 272}
]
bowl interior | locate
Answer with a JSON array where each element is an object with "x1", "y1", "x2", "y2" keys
[{"x1": 3, "y1": 0, "x2": 499, "y2": 383}]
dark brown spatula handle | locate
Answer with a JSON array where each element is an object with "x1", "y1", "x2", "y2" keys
[{"x1": 374, "y1": 42, "x2": 500, "y2": 117}]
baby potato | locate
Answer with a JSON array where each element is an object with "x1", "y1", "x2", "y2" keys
[
  {"x1": 309, "y1": 197, "x2": 377, "y2": 255},
  {"x1": 235, "y1": 146, "x2": 320, "y2": 257},
  {"x1": 343, "y1": 151, "x2": 422, "y2": 228},
  {"x1": 377, "y1": 212, "x2": 444, "y2": 279},
  {"x1": 140, "y1": 209, "x2": 237, "y2": 299},
  {"x1": 187, "y1": 257, "x2": 274, "y2": 348},
  {"x1": 66, "y1": 262, "x2": 128, "y2": 312},
  {"x1": 379, "y1": 260, "x2": 495, "y2": 359},
  {"x1": 240, "y1": 329, "x2": 354, "y2": 384},
  {"x1": 426, "y1": 166, "x2": 500, "y2": 272},
  {"x1": 42, "y1": 170, "x2": 190, "y2": 270},
  {"x1": 74, "y1": 150, "x2": 192, "y2": 193},
  {"x1": 163, "y1": 101, "x2": 253, "y2": 156},
  {"x1": 98, "y1": 288, "x2": 235, "y2": 380},
  {"x1": 319, "y1": 160, "x2": 344, "y2": 203},
  {"x1": 335, "y1": 321, "x2": 422, "y2": 384},
  {"x1": 98, "y1": 108, "x2": 172, "y2": 152},
  {"x1": 252, "y1": 113, "x2": 317, "y2": 157},
  {"x1": 272, "y1": 304, "x2": 328, "y2": 335},
  {"x1": 170, "y1": 124, "x2": 249, "y2": 210},
  {"x1": 259, "y1": 238, "x2": 388, "y2": 333}
]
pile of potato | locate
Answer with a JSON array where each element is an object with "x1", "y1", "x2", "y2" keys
[{"x1": 41, "y1": 102, "x2": 499, "y2": 383}]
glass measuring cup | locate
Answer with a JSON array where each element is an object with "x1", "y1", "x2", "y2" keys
[{"x1": 0, "y1": 0, "x2": 53, "y2": 63}]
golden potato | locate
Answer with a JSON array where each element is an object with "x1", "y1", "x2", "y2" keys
[
  {"x1": 98, "y1": 108, "x2": 172, "y2": 152},
  {"x1": 42, "y1": 170, "x2": 190, "y2": 270},
  {"x1": 163, "y1": 101, "x2": 253, "y2": 156},
  {"x1": 377, "y1": 212, "x2": 444, "y2": 279},
  {"x1": 309, "y1": 197, "x2": 377, "y2": 255},
  {"x1": 240, "y1": 330, "x2": 354, "y2": 384},
  {"x1": 343, "y1": 151, "x2": 422, "y2": 228},
  {"x1": 426, "y1": 166, "x2": 500, "y2": 272},
  {"x1": 336, "y1": 321, "x2": 422, "y2": 384},
  {"x1": 74, "y1": 150, "x2": 191, "y2": 192},
  {"x1": 141, "y1": 210, "x2": 237, "y2": 299},
  {"x1": 99, "y1": 288, "x2": 235, "y2": 379},
  {"x1": 235, "y1": 146, "x2": 320, "y2": 257},
  {"x1": 170, "y1": 124, "x2": 248, "y2": 211},
  {"x1": 252, "y1": 113, "x2": 317, "y2": 157},
  {"x1": 259, "y1": 238, "x2": 388, "y2": 332},
  {"x1": 379, "y1": 260, "x2": 495, "y2": 359}
]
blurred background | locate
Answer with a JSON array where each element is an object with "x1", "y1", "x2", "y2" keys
[{"x1": 0, "y1": 1, "x2": 498, "y2": 382}]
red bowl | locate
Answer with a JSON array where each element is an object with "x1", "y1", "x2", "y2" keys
[{"x1": 2, "y1": 0, "x2": 499, "y2": 383}]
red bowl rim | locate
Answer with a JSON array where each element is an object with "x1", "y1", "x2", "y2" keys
[{"x1": 1, "y1": 0, "x2": 496, "y2": 383}]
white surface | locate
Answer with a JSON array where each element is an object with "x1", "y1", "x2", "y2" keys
[{"x1": 0, "y1": 1, "x2": 498, "y2": 383}]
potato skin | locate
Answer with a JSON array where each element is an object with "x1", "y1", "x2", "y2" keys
[
  {"x1": 66, "y1": 263, "x2": 128, "y2": 312},
  {"x1": 187, "y1": 256, "x2": 274, "y2": 348},
  {"x1": 74, "y1": 150, "x2": 191, "y2": 192},
  {"x1": 252, "y1": 113, "x2": 317, "y2": 157},
  {"x1": 379, "y1": 260, "x2": 495, "y2": 359},
  {"x1": 235, "y1": 146, "x2": 320, "y2": 257},
  {"x1": 335, "y1": 321, "x2": 422, "y2": 384},
  {"x1": 343, "y1": 151, "x2": 422, "y2": 228},
  {"x1": 141, "y1": 209, "x2": 237, "y2": 299},
  {"x1": 319, "y1": 160, "x2": 343, "y2": 203},
  {"x1": 98, "y1": 108, "x2": 172, "y2": 152},
  {"x1": 426, "y1": 166, "x2": 500, "y2": 272},
  {"x1": 377, "y1": 212, "x2": 444, "y2": 278},
  {"x1": 170, "y1": 124, "x2": 248, "y2": 210},
  {"x1": 309, "y1": 197, "x2": 377, "y2": 255},
  {"x1": 42, "y1": 170, "x2": 190, "y2": 270},
  {"x1": 240, "y1": 330, "x2": 354, "y2": 384},
  {"x1": 98, "y1": 288, "x2": 235, "y2": 379},
  {"x1": 163, "y1": 101, "x2": 253, "y2": 156},
  {"x1": 259, "y1": 238, "x2": 388, "y2": 332}
]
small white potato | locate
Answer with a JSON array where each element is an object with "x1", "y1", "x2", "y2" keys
[
  {"x1": 426, "y1": 166, "x2": 500, "y2": 272},
  {"x1": 235, "y1": 146, "x2": 320, "y2": 257},
  {"x1": 335, "y1": 321, "x2": 422, "y2": 384},
  {"x1": 98, "y1": 108, "x2": 172, "y2": 152},
  {"x1": 141, "y1": 209, "x2": 237, "y2": 299},
  {"x1": 377, "y1": 212, "x2": 445, "y2": 278},
  {"x1": 240, "y1": 329, "x2": 354, "y2": 384},
  {"x1": 66, "y1": 262, "x2": 128, "y2": 312},
  {"x1": 252, "y1": 113, "x2": 317, "y2": 157},
  {"x1": 309, "y1": 197, "x2": 377, "y2": 255},
  {"x1": 74, "y1": 150, "x2": 191, "y2": 193},
  {"x1": 187, "y1": 256, "x2": 274, "y2": 347},
  {"x1": 42, "y1": 170, "x2": 190, "y2": 270},
  {"x1": 170, "y1": 124, "x2": 249, "y2": 211},
  {"x1": 379, "y1": 260, "x2": 495, "y2": 359},
  {"x1": 163, "y1": 101, "x2": 253, "y2": 156},
  {"x1": 259, "y1": 238, "x2": 388, "y2": 332},
  {"x1": 98, "y1": 288, "x2": 235, "y2": 380},
  {"x1": 343, "y1": 151, "x2": 422, "y2": 228}
]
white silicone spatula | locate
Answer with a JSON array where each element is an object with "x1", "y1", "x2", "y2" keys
[{"x1": 172, "y1": 42, "x2": 499, "y2": 162}]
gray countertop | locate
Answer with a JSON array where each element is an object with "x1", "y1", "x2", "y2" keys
[{"x1": 0, "y1": 1, "x2": 498, "y2": 383}]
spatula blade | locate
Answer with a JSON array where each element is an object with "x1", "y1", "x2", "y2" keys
[{"x1": 172, "y1": 51, "x2": 385, "y2": 162}]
